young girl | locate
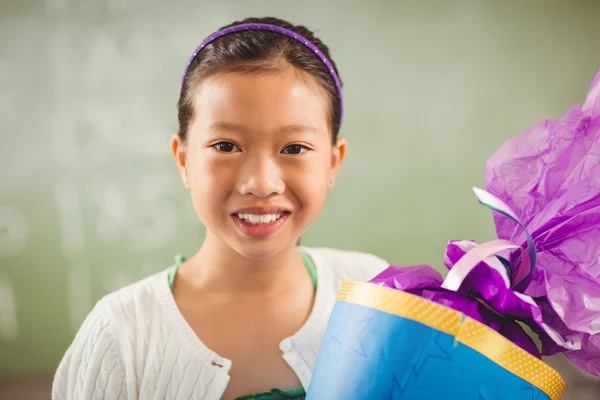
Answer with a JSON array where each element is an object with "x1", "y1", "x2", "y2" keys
[{"x1": 52, "y1": 16, "x2": 389, "y2": 400}]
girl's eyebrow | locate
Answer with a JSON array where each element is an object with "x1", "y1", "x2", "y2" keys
[
  {"x1": 209, "y1": 122, "x2": 318, "y2": 135},
  {"x1": 208, "y1": 122, "x2": 247, "y2": 133},
  {"x1": 275, "y1": 124, "x2": 318, "y2": 135}
]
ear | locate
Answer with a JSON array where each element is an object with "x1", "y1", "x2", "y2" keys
[
  {"x1": 171, "y1": 133, "x2": 190, "y2": 189},
  {"x1": 328, "y1": 137, "x2": 347, "y2": 190}
]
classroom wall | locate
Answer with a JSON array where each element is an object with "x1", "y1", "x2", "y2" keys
[{"x1": 1, "y1": 0, "x2": 599, "y2": 397}]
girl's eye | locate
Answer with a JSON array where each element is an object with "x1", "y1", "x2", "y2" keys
[
  {"x1": 282, "y1": 144, "x2": 308, "y2": 155},
  {"x1": 212, "y1": 142, "x2": 240, "y2": 153}
]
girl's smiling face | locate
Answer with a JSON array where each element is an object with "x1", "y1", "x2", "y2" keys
[{"x1": 172, "y1": 67, "x2": 347, "y2": 260}]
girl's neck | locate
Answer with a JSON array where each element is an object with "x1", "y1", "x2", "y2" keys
[{"x1": 184, "y1": 234, "x2": 307, "y2": 296}]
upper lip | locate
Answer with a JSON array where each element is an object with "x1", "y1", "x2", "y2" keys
[{"x1": 232, "y1": 207, "x2": 291, "y2": 215}]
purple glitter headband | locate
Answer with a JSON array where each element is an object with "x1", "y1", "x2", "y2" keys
[{"x1": 182, "y1": 23, "x2": 344, "y2": 124}]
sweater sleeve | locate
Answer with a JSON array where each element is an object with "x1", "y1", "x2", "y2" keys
[{"x1": 52, "y1": 300, "x2": 127, "y2": 400}]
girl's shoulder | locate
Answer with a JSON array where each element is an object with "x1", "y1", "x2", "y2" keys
[
  {"x1": 93, "y1": 267, "x2": 176, "y2": 330},
  {"x1": 299, "y1": 246, "x2": 390, "y2": 283},
  {"x1": 53, "y1": 267, "x2": 176, "y2": 399}
]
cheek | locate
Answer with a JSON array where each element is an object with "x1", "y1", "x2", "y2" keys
[
  {"x1": 186, "y1": 154, "x2": 236, "y2": 216},
  {"x1": 288, "y1": 153, "x2": 331, "y2": 208},
  {"x1": 188, "y1": 152, "x2": 235, "y2": 190}
]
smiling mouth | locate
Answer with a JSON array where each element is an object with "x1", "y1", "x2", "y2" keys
[
  {"x1": 231, "y1": 210, "x2": 292, "y2": 239},
  {"x1": 233, "y1": 212, "x2": 290, "y2": 225}
]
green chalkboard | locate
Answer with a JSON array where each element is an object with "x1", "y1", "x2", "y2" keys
[{"x1": 1, "y1": 0, "x2": 599, "y2": 374}]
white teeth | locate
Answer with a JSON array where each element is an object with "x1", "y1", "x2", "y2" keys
[{"x1": 237, "y1": 213, "x2": 283, "y2": 225}]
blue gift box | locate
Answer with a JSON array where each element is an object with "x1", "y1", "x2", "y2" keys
[{"x1": 306, "y1": 281, "x2": 566, "y2": 400}]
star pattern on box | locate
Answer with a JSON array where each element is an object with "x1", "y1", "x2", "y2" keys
[
  {"x1": 330, "y1": 306, "x2": 373, "y2": 361},
  {"x1": 478, "y1": 386, "x2": 502, "y2": 400},
  {"x1": 389, "y1": 330, "x2": 454, "y2": 399},
  {"x1": 412, "y1": 330, "x2": 453, "y2": 378},
  {"x1": 387, "y1": 375, "x2": 404, "y2": 400}
]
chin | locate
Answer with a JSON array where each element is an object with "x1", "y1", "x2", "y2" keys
[{"x1": 230, "y1": 238, "x2": 293, "y2": 261}]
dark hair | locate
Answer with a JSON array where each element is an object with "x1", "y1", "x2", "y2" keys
[{"x1": 177, "y1": 17, "x2": 343, "y2": 144}]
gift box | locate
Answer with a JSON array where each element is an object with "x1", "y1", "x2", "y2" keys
[
  {"x1": 306, "y1": 69, "x2": 600, "y2": 399},
  {"x1": 306, "y1": 280, "x2": 565, "y2": 400}
]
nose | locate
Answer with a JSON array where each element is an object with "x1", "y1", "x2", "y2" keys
[{"x1": 237, "y1": 154, "x2": 285, "y2": 198}]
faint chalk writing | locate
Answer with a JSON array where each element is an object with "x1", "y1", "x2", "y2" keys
[
  {"x1": 126, "y1": 174, "x2": 179, "y2": 252},
  {"x1": 0, "y1": 274, "x2": 18, "y2": 341},
  {"x1": 95, "y1": 183, "x2": 128, "y2": 242},
  {"x1": 51, "y1": 101, "x2": 120, "y2": 168},
  {"x1": 47, "y1": 20, "x2": 179, "y2": 164},
  {"x1": 95, "y1": 174, "x2": 179, "y2": 252},
  {"x1": 54, "y1": 182, "x2": 85, "y2": 256},
  {"x1": 81, "y1": 29, "x2": 161, "y2": 86},
  {"x1": 116, "y1": 95, "x2": 171, "y2": 158},
  {"x1": 0, "y1": 205, "x2": 30, "y2": 258},
  {"x1": 67, "y1": 262, "x2": 92, "y2": 333}
]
